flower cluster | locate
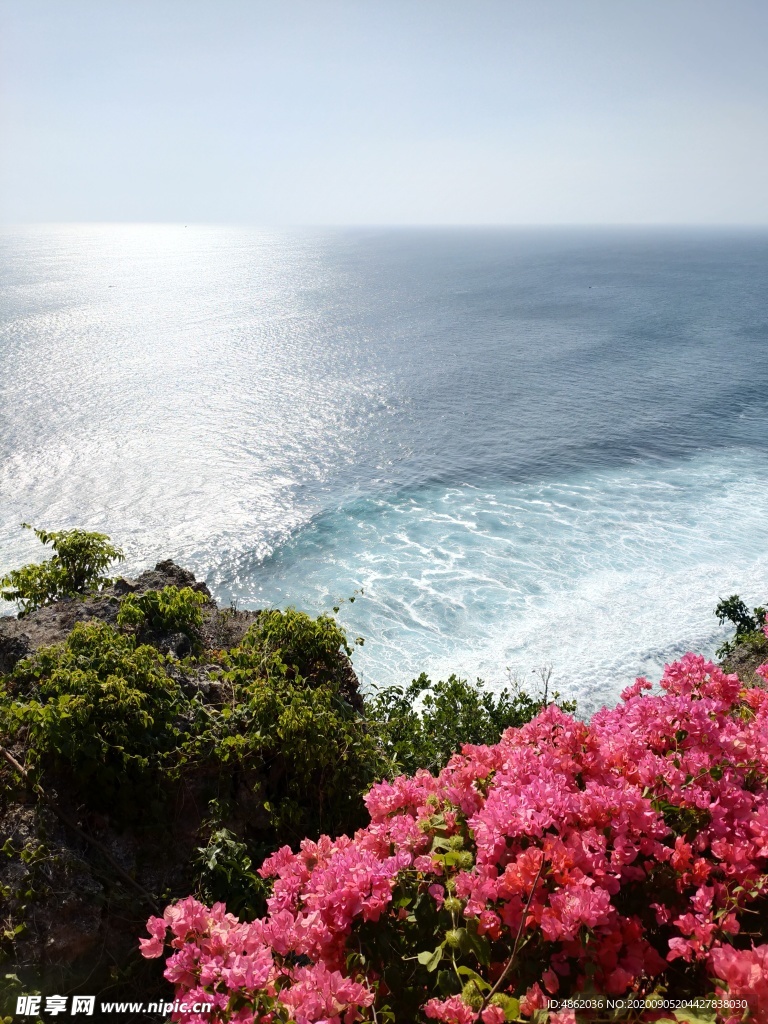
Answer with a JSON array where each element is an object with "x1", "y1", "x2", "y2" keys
[
  {"x1": 139, "y1": 896, "x2": 374, "y2": 1024},
  {"x1": 710, "y1": 944, "x2": 768, "y2": 1023},
  {"x1": 142, "y1": 653, "x2": 768, "y2": 1023}
]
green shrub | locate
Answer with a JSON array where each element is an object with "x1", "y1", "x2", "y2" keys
[
  {"x1": 0, "y1": 576, "x2": 581, "y2": 1004},
  {"x1": 366, "y1": 672, "x2": 577, "y2": 776},
  {"x1": 232, "y1": 607, "x2": 359, "y2": 687},
  {"x1": 0, "y1": 606, "x2": 383, "y2": 842},
  {"x1": 0, "y1": 525, "x2": 124, "y2": 616},
  {"x1": 117, "y1": 586, "x2": 206, "y2": 642},
  {"x1": 1, "y1": 621, "x2": 185, "y2": 815},
  {"x1": 199, "y1": 610, "x2": 390, "y2": 842},
  {"x1": 0, "y1": 590, "x2": 570, "y2": 925},
  {"x1": 715, "y1": 594, "x2": 767, "y2": 659},
  {"x1": 1, "y1": 602, "x2": 572, "y2": 843},
  {"x1": 193, "y1": 828, "x2": 270, "y2": 921}
]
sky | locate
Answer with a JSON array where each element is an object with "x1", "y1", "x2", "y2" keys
[{"x1": 1, "y1": 0, "x2": 767, "y2": 225}]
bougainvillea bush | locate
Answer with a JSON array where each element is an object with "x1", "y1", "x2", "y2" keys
[{"x1": 142, "y1": 649, "x2": 768, "y2": 1024}]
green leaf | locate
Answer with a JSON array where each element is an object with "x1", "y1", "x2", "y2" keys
[
  {"x1": 430, "y1": 835, "x2": 452, "y2": 853},
  {"x1": 436, "y1": 970, "x2": 457, "y2": 996},
  {"x1": 464, "y1": 928, "x2": 491, "y2": 966},
  {"x1": 417, "y1": 943, "x2": 445, "y2": 972},
  {"x1": 456, "y1": 966, "x2": 491, "y2": 993},
  {"x1": 489, "y1": 994, "x2": 520, "y2": 1020}
]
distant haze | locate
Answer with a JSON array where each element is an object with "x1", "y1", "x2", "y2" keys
[{"x1": 1, "y1": 0, "x2": 767, "y2": 225}]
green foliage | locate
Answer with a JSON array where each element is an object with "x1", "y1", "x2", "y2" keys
[
  {"x1": 1, "y1": 621, "x2": 185, "y2": 815},
  {"x1": 0, "y1": 588, "x2": 567, "y2": 941},
  {"x1": 0, "y1": 971, "x2": 40, "y2": 1021},
  {"x1": 0, "y1": 837, "x2": 53, "y2": 968},
  {"x1": 117, "y1": 585, "x2": 206, "y2": 642},
  {"x1": 715, "y1": 593, "x2": 767, "y2": 658},
  {"x1": 1, "y1": 601, "x2": 569, "y2": 846},
  {"x1": 366, "y1": 671, "x2": 576, "y2": 776},
  {"x1": 201, "y1": 609, "x2": 390, "y2": 842},
  {"x1": 0, "y1": 524, "x2": 124, "y2": 616},
  {"x1": 236, "y1": 607, "x2": 355, "y2": 685},
  {"x1": 351, "y1": 813, "x2": 519, "y2": 1021},
  {"x1": 193, "y1": 828, "x2": 270, "y2": 920},
  {"x1": 0, "y1": 606, "x2": 387, "y2": 844}
]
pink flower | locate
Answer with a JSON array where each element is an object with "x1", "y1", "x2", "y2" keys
[
  {"x1": 542, "y1": 968, "x2": 559, "y2": 994},
  {"x1": 710, "y1": 943, "x2": 768, "y2": 1021},
  {"x1": 481, "y1": 1007, "x2": 505, "y2": 1024},
  {"x1": 429, "y1": 883, "x2": 446, "y2": 906},
  {"x1": 139, "y1": 652, "x2": 768, "y2": 1024},
  {"x1": 279, "y1": 961, "x2": 373, "y2": 1023},
  {"x1": 549, "y1": 1012, "x2": 577, "y2": 1024},
  {"x1": 519, "y1": 983, "x2": 548, "y2": 1015},
  {"x1": 138, "y1": 934, "x2": 165, "y2": 958},
  {"x1": 424, "y1": 996, "x2": 478, "y2": 1023},
  {"x1": 540, "y1": 883, "x2": 613, "y2": 941}
]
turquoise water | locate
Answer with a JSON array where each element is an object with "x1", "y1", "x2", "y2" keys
[{"x1": 1, "y1": 225, "x2": 767, "y2": 711}]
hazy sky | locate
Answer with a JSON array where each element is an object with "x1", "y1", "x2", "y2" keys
[{"x1": 1, "y1": 0, "x2": 767, "y2": 224}]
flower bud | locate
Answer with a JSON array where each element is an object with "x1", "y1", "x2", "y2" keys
[{"x1": 461, "y1": 981, "x2": 484, "y2": 1010}]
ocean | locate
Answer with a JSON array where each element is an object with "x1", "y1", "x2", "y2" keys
[{"x1": 1, "y1": 225, "x2": 767, "y2": 714}]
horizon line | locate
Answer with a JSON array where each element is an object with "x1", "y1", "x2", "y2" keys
[{"x1": 3, "y1": 221, "x2": 768, "y2": 230}]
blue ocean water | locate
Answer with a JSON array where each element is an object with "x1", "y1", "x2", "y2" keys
[{"x1": 1, "y1": 225, "x2": 767, "y2": 712}]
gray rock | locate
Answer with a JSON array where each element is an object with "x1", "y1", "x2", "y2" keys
[
  {"x1": 0, "y1": 555, "x2": 364, "y2": 1001},
  {"x1": 0, "y1": 560, "x2": 246, "y2": 671}
]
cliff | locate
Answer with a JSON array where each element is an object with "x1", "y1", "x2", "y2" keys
[{"x1": 0, "y1": 561, "x2": 364, "y2": 1013}]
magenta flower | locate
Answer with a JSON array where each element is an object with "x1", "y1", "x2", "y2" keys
[{"x1": 141, "y1": 652, "x2": 768, "y2": 1023}]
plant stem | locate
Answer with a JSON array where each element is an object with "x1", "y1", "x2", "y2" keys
[{"x1": 480, "y1": 852, "x2": 546, "y2": 1011}]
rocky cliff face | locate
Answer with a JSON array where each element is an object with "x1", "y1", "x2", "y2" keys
[
  {"x1": 0, "y1": 561, "x2": 363, "y2": 1013},
  {"x1": 0, "y1": 559, "x2": 258, "y2": 672}
]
